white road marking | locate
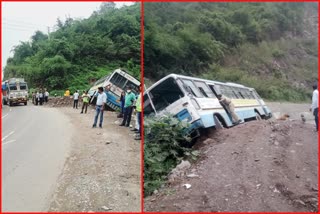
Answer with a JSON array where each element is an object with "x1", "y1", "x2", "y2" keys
[
  {"x1": 2, "y1": 131, "x2": 14, "y2": 141},
  {"x1": 2, "y1": 114, "x2": 8, "y2": 119},
  {"x1": 3, "y1": 140, "x2": 16, "y2": 145}
]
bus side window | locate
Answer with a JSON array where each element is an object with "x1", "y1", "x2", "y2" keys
[
  {"x1": 198, "y1": 87, "x2": 208, "y2": 97},
  {"x1": 182, "y1": 79, "x2": 203, "y2": 98},
  {"x1": 238, "y1": 91, "x2": 245, "y2": 99}
]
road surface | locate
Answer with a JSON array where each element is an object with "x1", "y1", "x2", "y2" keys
[{"x1": 2, "y1": 103, "x2": 73, "y2": 212}]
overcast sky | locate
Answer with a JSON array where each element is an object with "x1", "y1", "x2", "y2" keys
[{"x1": 2, "y1": 2, "x2": 135, "y2": 71}]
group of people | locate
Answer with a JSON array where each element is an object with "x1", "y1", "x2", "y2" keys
[
  {"x1": 68, "y1": 84, "x2": 142, "y2": 141},
  {"x1": 32, "y1": 90, "x2": 49, "y2": 105}
]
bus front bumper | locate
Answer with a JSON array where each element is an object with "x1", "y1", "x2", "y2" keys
[{"x1": 9, "y1": 97, "x2": 28, "y2": 103}]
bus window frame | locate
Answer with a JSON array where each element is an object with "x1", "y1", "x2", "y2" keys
[
  {"x1": 194, "y1": 81, "x2": 216, "y2": 98},
  {"x1": 180, "y1": 78, "x2": 203, "y2": 98}
]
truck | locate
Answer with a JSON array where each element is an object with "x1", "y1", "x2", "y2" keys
[{"x1": 3, "y1": 78, "x2": 29, "y2": 106}]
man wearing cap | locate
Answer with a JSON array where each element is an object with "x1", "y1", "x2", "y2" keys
[{"x1": 217, "y1": 93, "x2": 241, "y2": 125}]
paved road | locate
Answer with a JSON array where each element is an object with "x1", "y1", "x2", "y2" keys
[{"x1": 2, "y1": 103, "x2": 73, "y2": 212}]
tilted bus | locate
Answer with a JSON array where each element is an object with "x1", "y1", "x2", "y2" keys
[
  {"x1": 144, "y1": 74, "x2": 272, "y2": 137},
  {"x1": 88, "y1": 68, "x2": 140, "y2": 111}
]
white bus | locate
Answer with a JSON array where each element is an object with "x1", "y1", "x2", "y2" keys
[
  {"x1": 144, "y1": 74, "x2": 272, "y2": 137},
  {"x1": 89, "y1": 68, "x2": 140, "y2": 111}
]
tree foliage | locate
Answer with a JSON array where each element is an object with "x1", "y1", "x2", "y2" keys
[
  {"x1": 4, "y1": 3, "x2": 141, "y2": 91},
  {"x1": 145, "y1": 3, "x2": 317, "y2": 101}
]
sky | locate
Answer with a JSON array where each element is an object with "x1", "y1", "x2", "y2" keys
[{"x1": 2, "y1": 2, "x2": 135, "y2": 72}]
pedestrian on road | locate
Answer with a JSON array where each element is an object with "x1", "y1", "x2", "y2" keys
[
  {"x1": 134, "y1": 85, "x2": 142, "y2": 140},
  {"x1": 117, "y1": 91, "x2": 125, "y2": 118},
  {"x1": 92, "y1": 87, "x2": 107, "y2": 128},
  {"x1": 39, "y1": 91, "x2": 44, "y2": 105},
  {"x1": 32, "y1": 92, "x2": 36, "y2": 104},
  {"x1": 73, "y1": 90, "x2": 79, "y2": 109},
  {"x1": 81, "y1": 91, "x2": 90, "y2": 114},
  {"x1": 217, "y1": 93, "x2": 242, "y2": 125},
  {"x1": 119, "y1": 86, "x2": 136, "y2": 127},
  {"x1": 44, "y1": 90, "x2": 49, "y2": 103},
  {"x1": 310, "y1": 84, "x2": 318, "y2": 132},
  {"x1": 35, "y1": 91, "x2": 39, "y2": 105}
]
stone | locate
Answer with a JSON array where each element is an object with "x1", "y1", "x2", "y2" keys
[
  {"x1": 101, "y1": 206, "x2": 112, "y2": 211},
  {"x1": 187, "y1": 173, "x2": 199, "y2": 178}
]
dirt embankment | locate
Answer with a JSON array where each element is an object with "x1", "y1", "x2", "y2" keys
[
  {"x1": 145, "y1": 103, "x2": 318, "y2": 212},
  {"x1": 48, "y1": 107, "x2": 141, "y2": 212}
]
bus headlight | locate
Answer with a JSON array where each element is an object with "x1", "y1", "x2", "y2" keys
[{"x1": 191, "y1": 98, "x2": 200, "y2": 110}]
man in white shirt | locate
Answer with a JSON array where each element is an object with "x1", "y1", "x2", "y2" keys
[
  {"x1": 73, "y1": 90, "x2": 79, "y2": 109},
  {"x1": 44, "y1": 90, "x2": 49, "y2": 103},
  {"x1": 310, "y1": 84, "x2": 318, "y2": 132},
  {"x1": 92, "y1": 87, "x2": 107, "y2": 128}
]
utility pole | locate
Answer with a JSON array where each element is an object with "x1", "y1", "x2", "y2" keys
[{"x1": 47, "y1": 26, "x2": 50, "y2": 40}]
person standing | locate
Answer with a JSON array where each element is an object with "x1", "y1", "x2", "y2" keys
[
  {"x1": 39, "y1": 91, "x2": 44, "y2": 105},
  {"x1": 92, "y1": 87, "x2": 107, "y2": 128},
  {"x1": 310, "y1": 84, "x2": 318, "y2": 132},
  {"x1": 44, "y1": 90, "x2": 49, "y2": 103},
  {"x1": 73, "y1": 90, "x2": 79, "y2": 109},
  {"x1": 120, "y1": 86, "x2": 136, "y2": 127},
  {"x1": 117, "y1": 91, "x2": 125, "y2": 118},
  {"x1": 81, "y1": 91, "x2": 90, "y2": 114},
  {"x1": 217, "y1": 93, "x2": 241, "y2": 125},
  {"x1": 32, "y1": 92, "x2": 36, "y2": 104},
  {"x1": 134, "y1": 85, "x2": 142, "y2": 140},
  {"x1": 35, "y1": 91, "x2": 39, "y2": 105}
]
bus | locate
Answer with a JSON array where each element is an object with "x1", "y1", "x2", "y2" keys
[
  {"x1": 3, "y1": 78, "x2": 29, "y2": 106},
  {"x1": 88, "y1": 68, "x2": 140, "y2": 111},
  {"x1": 144, "y1": 74, "x2": 272, "y2": 137}
]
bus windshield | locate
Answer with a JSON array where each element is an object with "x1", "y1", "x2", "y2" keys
[
  {"x1": 149, "y1": 77, "x2": 184, "y2": 112},
  {"x1": 9, "y1": 84, "x2": 17, "y2": 91},
  {"x1": 20, "y1": 83, "x2": 27, "y2": 90}
]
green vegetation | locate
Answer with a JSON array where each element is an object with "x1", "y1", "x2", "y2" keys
[
  {"x1": 145, "y1": 2, "x2": 318, "y2": 102},
  {"x1": 144, "y1": 115, "x2": 199, "y2": 196},
  {"x1": 4, "y1": 2, "x2": 140, "y2": 91}
]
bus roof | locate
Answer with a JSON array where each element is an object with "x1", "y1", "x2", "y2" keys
[{"x1": 145, "y1": 73, "x2": 253, "y2": 92}]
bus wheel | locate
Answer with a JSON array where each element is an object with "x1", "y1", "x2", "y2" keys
[
  {"x1": 214, "y1": 115, "x2": 224, "y2": 130},
  {"x1": 24, "y1": 102, "x2": 27, "y2": 106},
  {"x1": 9, "y1": 102, "x2": 12, "y2": 107},
  {"x1": 255, "y1": 112, "x2": 262, "y2": 121}
]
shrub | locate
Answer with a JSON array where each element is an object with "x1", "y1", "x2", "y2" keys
[{"x1": 144, "y1": 115, "x2": 198, "y2": 196}]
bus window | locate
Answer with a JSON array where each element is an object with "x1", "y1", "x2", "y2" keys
[
  {"x1": 238, "y1": 91, "x2": 245, "y2": 99},
  {"x1": 149, "y1": 77, "x2": 184, "y2": 112},
  {"x1": 220, "y1": 85, "x2": 235, "y2": 99},
  {"x1": 181, "y1": 79, "x2": 203, "y2": 98},
  {"x1": 144, "y1": 94, "x2": 156, "y2": 116},
  {"x1": 9, "y1": 84, "x2": 17, "y2": 90},
  {"x1": 110, "y1": 73, "x2": 127, "y2": 89},
  {"x1": 194, "y1": 81, "x2": 215, "y2": 98}
]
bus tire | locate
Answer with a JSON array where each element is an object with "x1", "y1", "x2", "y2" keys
[
  {"x1": 255, "y1": 111, "x2": 262, "y2": 121},
  {"x1": 214, "y1": 115, "x2": 224, "y2": 130},
  {"x1": 9, "y1": 102, "x2": 12, "y2": 107},
  {"x1": 24, "y1": 102, "x2": 27, "y2": 106}
]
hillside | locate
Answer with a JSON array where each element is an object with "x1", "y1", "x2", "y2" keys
[
  {"x1": 144, "y1": 2, "x2": 318, "y2": 102},
  {"x1": 4, "y1": 2, "x2": 140, "y2": 92}
]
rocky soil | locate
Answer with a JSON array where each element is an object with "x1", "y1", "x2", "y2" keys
[{"x1": 145, "y1": 103, "x2": 318, "y2": 212}]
